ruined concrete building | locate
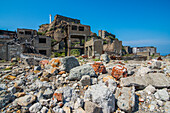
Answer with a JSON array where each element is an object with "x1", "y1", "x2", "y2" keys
[
  {"x1": 132, "y1": 46, "x2": 157, "y2": 56},
  {"x1": 0, "y1": 30, "x2": 22, "y2": 60},
  {"x1": 0, "y1": 28, "x2": 51, "y2": 60},
  {"x1": 38, "y1": 14, "x2": 91, "y2": 56},
  {"x1": 98, "y1": 30, "x2": 115, "y2": 39},
  {"x1": 123, "y1": 46, "x2": 133, "y2": 54},
  {"x1": 85, "y1": 37, "x2": 103, "y2": 57},
  {"x1": 17, "y1": 28, "x2": 51, "y2": 57}
]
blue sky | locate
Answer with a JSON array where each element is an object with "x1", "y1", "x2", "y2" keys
[{"x1": 0, "y1": 0, "x2": 170, "y2": 55}]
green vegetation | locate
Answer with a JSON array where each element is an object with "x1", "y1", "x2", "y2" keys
[
  {"x1": 51, "y1": 39, "x2": 57, "y2": 47},
  {"x1": 0, "y1": 60, "x2": 6, "y2": 63},
  {"x1": 38, "y1": 32, "x2": 46, "y2": 36},
  {"x1": 51, "y1": 52, "x2": 65, "y2": 58},
  {"x1": 103, "y1": 40, "x2": 108, "y2": 44},
  {"x1": 108, "y1": 35, "x2": 115, "y2": 40},
  {"x1": 70, "y1": 49, "x2": 80, "y2": 56},
  {"x1": 10, "y1": 62, "x2": 16, "y2": 66},
  {"x1": 93, "y1": 58, "x2": 100, "y2": 61}
]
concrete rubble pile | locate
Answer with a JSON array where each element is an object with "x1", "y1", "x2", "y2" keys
[{"x1": 0, "y1": 56, "x2": 170, "y2": 113}]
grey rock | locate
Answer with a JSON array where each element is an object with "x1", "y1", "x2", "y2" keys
[
  {"x1": 0, "y1": 84, "x2": 7, "y2": 90},
  {"x1": 120, "y1": 73, "x2": 170, "y2": 89},
  {"x1": 74, "y1": 98, "x2": 84, "y2": 109},
  {"x1": 29, "y1": 102, "x2": 42, "y2": 113},
  {"x1": 43, "y1": 88, "x2": 53, "y2": 99},
  {"x1": 164, "y1": 101, "x2": 170, "y2": 113},
  {"x1": 84, "y1": 83, "x2": 115, "y2": 113},
  {"x1": 8, "y1": 86, "x2": 16, "y2": 94},
  {"x1": 80, "y1": 75, "x2": 91, "y2": 86},
  {"x1": 69, "y1": 64, "x2": 96, "y2": 80},
  {"x1": 136, "y1": 66, "x2": 151, "y2": 76},
  {"x1": 91, "y1": 78, "x2": 98, "y2": 85},
  {"x1": 59, "y1": 56, "x2": 80, "y2": 72},
  {"x1": 154, "y1": 89, "x2": 169, "y2": 101},
  {"x1": 17, "y1": 95, "x2": 36, "y2": 107},
  {"x1": 34, "y1": 66, "x2": 41, "y2": 71},
  {"x1": 85, "y1": 101, "x2": 102, "y2": 113},
  {"x1": 152, "y1": 61, "x2": 162, "y2": 69},
  {"x1": 100, "y1": 54, "x2": 110, "y2": 63},
  {"x1": 55, "y1": 86, "x2": 78, "y2": 103},
  {"x1": 117, "y1": 86, "x2": 135, "y2": 112},
  {"x1": 40, "y1": 106, "x2": 48, "y2": 113},
  {"x1": 53, "y1": 107, "x2": 64, "y2": 113},
  {"x1": 144, "y1": 85, "x2": 156, "y2": 94}
]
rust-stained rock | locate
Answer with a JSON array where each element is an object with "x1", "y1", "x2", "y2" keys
[
  {"x1": 4, "y1": 75, "x2": 16, "y2": 80},
  {"x1": 103, "y1": 75, "x2": 114, "y2": 82},
  {"x1": 53, "y1": 93, "x2": 63, "y2": 102},
  {"x1": 17, "y1": 92, "x2": 26, "y2": 97},
  {"x1": 58, "y1": 71, "x2": 66, "y2": 75},
  {"x1": 40, "y1": 60, "x2": 49, "y2": 65},
  {"x1": 49, "y1": 58, "x2": 61, "y2": 68},
  {"x1": 40, "y1": 77, "x2": 49, "y2": 82},
  {"x1": 111, "y1": 65, "x2": 127, "y2": 80},
  {"x1": 91, "y1": 62, "x2": 107, "y2": 74}
]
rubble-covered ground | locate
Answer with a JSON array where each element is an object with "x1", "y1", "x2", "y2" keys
[{"x1": 0, "y1": 55, "x2": 170, "y2": 113}]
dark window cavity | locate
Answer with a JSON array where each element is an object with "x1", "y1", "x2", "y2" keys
[
  {"x1": 39, "y1": 38, "x2": 46, "y2": 43},
  {"x1": 79, "y1": 26, "x2": 84, "y2": 31},
  {"x1": 72, "y1": 25, "x2": 77, "y2": 30},
  {"x1": 39, "y1": 50, "x2": 47, "y2": 55}
]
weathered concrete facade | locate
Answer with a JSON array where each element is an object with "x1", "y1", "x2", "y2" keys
[
  {"x1": 85, "y1": 38, "x2": 103, "y2": 57},
  {"x1": 33, "y1": 35, "x2": 51, "y2": 57},
  {"x1": 0, "y1": 38, "x2": 23, "y2": 60},
  {"x1": 98, "y1": 30, "x2": 115, "y2": 39},
  {"x1": 123, "y1": 46, "x2": 132, "y2": 54},
  {"x1": 133, "y1": 46, "x2": 157, "y2": 56},
  {"x1": 103, "y1": 39, "x2": 122, "y2": 55},
  {"x1": 17, "y1": 28, "x2": 51, "y2": 57},
  {"x1": 38, "y1": 14, "x2": 91, "y2": 56}
]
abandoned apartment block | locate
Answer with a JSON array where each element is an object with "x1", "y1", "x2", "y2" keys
[{"x1": 85, "y1": 38, "x2": 103, "y2": 57}]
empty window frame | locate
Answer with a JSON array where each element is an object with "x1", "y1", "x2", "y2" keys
[
  {"x1": 19, "y1": 31, "x2": 24, "y2": 34},
  {"x1": 39, "y1": 38, "x2": 46, "y2": 43},
  {"x1": 72, "y1": 25, "x2": 77, "y2": 30},
  {"x1": 79, "y1": 26, "x2": 84, "y2": 31},
  {"x1": 25, "y1": 31, "x2": 32, "y2": 35},
  {"x1": 39, "y1": 50, "x2": 47, "y2": 55}
]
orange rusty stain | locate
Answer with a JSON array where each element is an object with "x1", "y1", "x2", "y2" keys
[
  {"x1": 111, "y1": 65, "x2": 127, "y2": 80},
  {"x1": 53, "y1": 93, "x2": 63, "y2": 102},
  {"x1": 91, "y1": 62, "x2": 107, "y2": 74},
  {"x1": 58, "y1": 71, "x2": 66, "y2": 75}
]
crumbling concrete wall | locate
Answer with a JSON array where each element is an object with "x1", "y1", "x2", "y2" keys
[
  {"x1": 103, "y1": 39, "x2": 122, "y2": 55},
  {"x1": 33, "y1": 35, "x2": 51, "y2": 57},
  {"x1": 85, "y1": 38, "x2": 103, "y2": 57}
]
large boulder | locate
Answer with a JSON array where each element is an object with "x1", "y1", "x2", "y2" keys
[
  {"x1": 100, "y1": 54, "x2": 110, "y2": 63},
  {"x1": 117, "y1": 86, "x2": 135, "y2": 112},
  {"x1": 69, "y1": 64, "x2": 96, "y2": 80},
  {"x1": 120, "y1": 73, "x2": 170, "y2": 89},
  {"x1": 84, "y1": 83, "x2": 115, "y2": 113},
  {"x1": 59, "y1": 56, "x2": 80, "y2": 72}
]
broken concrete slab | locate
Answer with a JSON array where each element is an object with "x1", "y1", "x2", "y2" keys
[{"x1": 120, "y1": 73, "x2": 170, "y2": 89}]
